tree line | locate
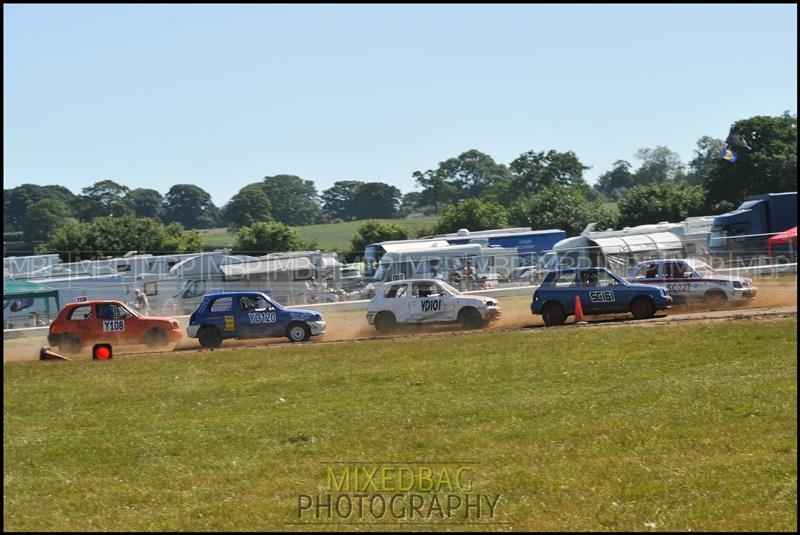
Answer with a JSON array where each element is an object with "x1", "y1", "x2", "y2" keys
[
  {"x1": 412, "y1": 113, "x2": 796, "y2": 236},
  {"x1": 4, "y1": 112, "x2": 796, "y2": 259}
]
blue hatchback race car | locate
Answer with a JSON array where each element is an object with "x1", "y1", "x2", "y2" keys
[
  {"x1": 531, "y1": 268, "x2": 672, "y2": 326},
  {"x1": 187, "y1": 291, "x2": 326, "y2": 347}
]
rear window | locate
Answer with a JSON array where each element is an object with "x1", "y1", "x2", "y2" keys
[
  {"x1": 210, "y1": 297, "x2": 233, "y2": 312},
  {"x1": 383, "y1": 284, "x2": 407, "y2": 298},
  {"x1": 68, "y1": 305, "x2": 93, "y2": 320},
  {"x1": 631, "y1": 263, "x2": 660, "y2": 279},
  {"x1": 543, "y1": 271, "x2": 576, "y2": 287}
]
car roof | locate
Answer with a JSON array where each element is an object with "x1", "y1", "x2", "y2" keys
[
  {"x1": 387, "y1": 279, "x2": 442, "y2": 285},
  {"x1": 66, "y1": 300, "x2": 125, "y2": 306},
  {"x1": 549, "y1": 267, "x2": 610, "y2": 274},
  {"x1": 633, "y1": 259, "x2": 694, "y2": 265},
  {"x1": 204, "y1": 291, "x2": 268, "y2": 298}
]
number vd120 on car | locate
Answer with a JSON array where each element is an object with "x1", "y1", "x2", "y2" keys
[
  {"x1": 531, "y1": 268, "x2": 672, "y2": 326},
  {"x1": 366, "y1": 279, "x2": 501, "y2": 332},
  {"x1": 47, "y1": 300, "x2": 182, "y2": 353},
  {"x1": 186, "y1": 291, "x2": 326, "y2": 348}
]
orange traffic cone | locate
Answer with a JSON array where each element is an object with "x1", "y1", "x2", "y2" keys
[
  {"x1": 574, "y1": 295, "x2": 588, "y2": 325},
  {"x1": 39, "y1": 347, "x2": 71, "y2": 361},
  {"x1": 92, "y1": 343, "x2": 113, "y2": 360}
]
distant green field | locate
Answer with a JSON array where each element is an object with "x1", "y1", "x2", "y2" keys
[
  {"x1": 200, "y1": 216, "x2": 440, "y2": 253},
  {"x1": 4, "y1": 319, "x2": 796, "y2": 531}
]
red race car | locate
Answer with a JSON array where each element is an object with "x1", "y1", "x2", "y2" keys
[{"x1": 47, "y1": 300, "x2": 182, "y2": 353}]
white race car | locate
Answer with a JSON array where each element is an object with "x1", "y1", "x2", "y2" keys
[
  {"x1": 366, "y1": 279, "x2": 501, "y2": 332},
  {"x1": 627, "y1": 259, "x2": 757, "y2": 306}
]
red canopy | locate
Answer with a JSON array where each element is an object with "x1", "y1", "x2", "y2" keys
[{"x1": 767, "y1": 226, "x2": 797, "y2": 256}]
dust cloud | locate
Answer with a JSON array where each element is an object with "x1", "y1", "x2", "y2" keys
[{"x1": 4, "y1": 282, "x2": 796, "y2": 363}]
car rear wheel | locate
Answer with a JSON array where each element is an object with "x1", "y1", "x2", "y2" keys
[
  {"x1": 374, "y1": 312, "x2": 396, "y2": 333},
  {"x1": 143, "y1": 328, "x2": 168, "y2": 348},
  {"x1": 705, "y1": 290, "x2": 728, "y2": 309},
  {"x1": 458, "y1": 307, "x2": 486, "y2": 329},
  {"x1": 198, "y1": 326, "x2": 223, "y2": 349},
  {"x1": 61, "y1": 333, "x2": 82, "y2": 354},
  {"x1": 541, "y1": 303, "x2": 566, "y2": 326},
  {"x1": 631, "y1": 297, "x2": 655, "y2": 320},
  {"x1": 287, "y1": 322, "x2": 311, "y2": 343}
]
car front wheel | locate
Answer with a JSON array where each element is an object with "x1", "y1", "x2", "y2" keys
[
  {"x1": 458, "y1": 307, "x2": 486, "y2": 329},
  {"x1": 631, "y1": 297, "x2": 655, "y2": 320},
  {"x1": 287, "y1": 322, "x2": 311, "y2": 343},
  {"x1": 705, "y1": 290, "x2": 728, "y2": 309},
  {"x1": 143, "y1": 328, "x2": 168, "y2": 348}
]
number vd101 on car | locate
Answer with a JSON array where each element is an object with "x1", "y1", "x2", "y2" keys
[
  {"x1": 366, "y1": 279, "x2": 501, "y2": 332},
  {"x1": 47, "y1": 300, "x2": 182, "y2": 353},
  {"x1": 186, "y1": 291, "x2": 326, "y2": 347},
  {"x1": 531, "y1": 268, "x2": 672, "y2": 326}
]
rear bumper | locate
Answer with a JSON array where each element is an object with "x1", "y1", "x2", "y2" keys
[{"x1": 186, "y1": 325, "x2": 200, "y2": 338}]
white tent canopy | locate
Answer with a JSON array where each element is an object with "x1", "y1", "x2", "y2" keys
[{"x1": 589, "y1": 231, "x2": 684, "y2": 255}]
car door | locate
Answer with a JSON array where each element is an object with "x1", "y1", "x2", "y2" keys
[
  {"x1": 577, "y1": 271, "x2": 601, "y2": 314},
  {"x1": 95, "y1": 303, "x2": 128, "y2": 344},
  {"x1": 116, "y1": 303, "x2": 144, "y2": 342},
  {"x1": 432, "y1": 281, "x2": 456, "y2": 320},
  {"x1": 235, "y1": 295, "x2": 279, "y2": 338},
  {"x1": 662, "y1": 261, "x2": 692, "y2": 299},
  {"x1": 410, "y1": 281, "x2": 445, "y2": 323},
  {"x1": 259, "y1": 296, "x2": 284, "y2": 337},
  {"x1": 581, "y1": 270, "x2": 623, "y2": 314}
]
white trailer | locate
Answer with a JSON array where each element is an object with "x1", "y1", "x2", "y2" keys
[
  {"x1": 371, "y1": 243, "x2": 518, "y2": 285},
  {"x1": 162, "y1": 251, "x2": 346, "y2": 314},
  {"x1": 533, "y1": 216, "x2": 717, "y2": 277}
]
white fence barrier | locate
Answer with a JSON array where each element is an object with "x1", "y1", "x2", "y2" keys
[{"x1": 5, "y1": 263, "x2": 796, "y2": 341}]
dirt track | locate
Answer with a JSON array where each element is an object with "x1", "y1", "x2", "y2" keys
[{"x1": 4, "y1": 282, "x2": 796, "y2": 363}]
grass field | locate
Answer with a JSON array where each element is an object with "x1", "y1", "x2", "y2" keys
[
  {"x1": 4, "y1": 318, "x2": 797, "y2": 531},
  {"x1": 200, "y1": 216, "x2": 440, "y2": 252}
]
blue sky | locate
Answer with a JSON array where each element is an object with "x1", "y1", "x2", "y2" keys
[{"x1": 4, "y1": 4, "x2": 797, "y2": 206}]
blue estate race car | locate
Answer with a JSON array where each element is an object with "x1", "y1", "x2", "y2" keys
[
  {"x1": 186, "y1": 291, "x2": 326, "y2": 348},
  {"x1": 531, "y1": 268, "x2": 672, "y2": 326}
]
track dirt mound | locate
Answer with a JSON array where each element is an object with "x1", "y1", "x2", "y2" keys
[{"x1": 5, "y1": 282, "x2": 796, "y2": 363}]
